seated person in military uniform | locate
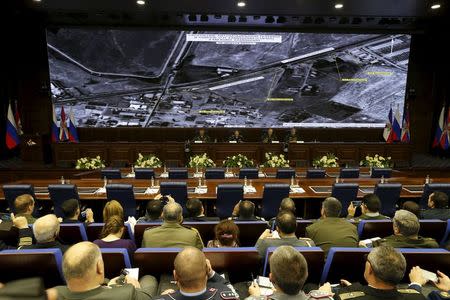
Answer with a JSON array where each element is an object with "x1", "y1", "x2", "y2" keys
[
  {"x1": 0, "y1": 277, "x2": 57, "y2": 300},
  {"x1": 193, "y1": 129, "x2": 211, "y2": 143},
  {"x1": 157, "y1": 247, "x2": 238, "y2": 300},
  {"x1": 141, "y1": 202, "x2": 204, "y2": 249},
  {"x1": 285, "y1": 128, "x2": 299, "y2": 143},
  {"x1": 261, "y1": 128, "x2": 278, "y2": 143},
  {"x1": 255, "y1": 211, "x2": 314, "y2": 258},
  {"x1": 381, "y1": 210, "x2": 439, "y2": 248},
  {"x1": 347, "y1": 194, "x2": 390, "y2": 221},
  {"x1": 246, "y1": 246, "x2": 333, "y2": 300},
  {"x1": 185, "y1": 198, "x2": 220, "y2": 222},
  {"x1": 305, "y1": 197, "x2": 359, "y2": 256},
  {"x1": 409, "y1": 267, "x2": 450, "y2": 300},
  {"x1": 422, "y1": 192, "x2": 450, "y2": 220},
  {"x1": 137, "y1": 199, "x2": 164, "y2": 223},
  {"x1": 321, "y1": 245, "x2": 427, "y2": 300},
  {"x1": 55, "y1": 241, "x2": 158, "y2": 299},
  {"x1": 228, "y1": 130, "x2": 244, "y2": 143},
  {"x1": 229, "y1": 200, "x2": 266, "y2": 222}
]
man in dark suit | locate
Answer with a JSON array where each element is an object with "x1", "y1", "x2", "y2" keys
[
  {"x1": 55, "y1": 241, "x2": 157, "y2": 299},
  {"x1": 347, "y1": 194, "x2": 390, "y2": 221},
  {"x1": 20, "y1": 214, "x2": 70, "y2": 253},
  {"x1": 61, "y1": 198, "x2": 95, "y2": 224},
  {"x1": 157, "y1": 247, "x2": 238, "y2": 300},
  {"x1": 185, "y1": 199, "x2": 219, "y2": 222},
  {"x1": 321, "y1": 246, "x2": 427, "y2": 300},
  {"x1": 230, "y1": 200, "x2": 266, "y2": 222},
  {"x1": 422, "y1": 191, "x2": 450, "y2": 220}
]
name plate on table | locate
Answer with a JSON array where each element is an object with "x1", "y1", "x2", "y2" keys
[
  {"x1": 225, "y1": 172, "x2": 235, "y2": 178},
  {"x1": 258, "y1": 172, "x2": 266, "y2": 178},
  {"x1": 193, "y1": 172, "x2": 204, "y2": 178},
  {"x1": 403, "y1": 185, "x2": 424, "y2": 193},
  {"x1": 229, "y1": 141, "x2": 237, "y2": 143},
  {"x1": 78, "y1": 187, "x2": 100, "y2": 194},
  {"x1": 271, "y1": 141, "x2": 280, "y2": 144},
  {"x1": 145, "y1": 187, "x2": 160, "y2": 195},
  {"x1": 296, "y1": 141, "x2": 305, "y2": 143},
  {"x1": 195, "y1": 187, "x2": 208, "y2": 194},
  {"x1": 194, "y1": 141, "x2": 203, "y2": 143},
  {"x1": 34, "y1": 187, "x2": 49, "y2": 194},
  {"x1": 359, "y1": 187, "x2": 374, "y2": 194},
  {"x1": 309, "y1": 186, "x2": 332, "y2": 193},
  {"x1": 95, "y1": 187, "x2": 106, "y2": 194},
  {"x1": 244, "y1": 186, "x2": 256, "y2": 194},
  {"x1": 126, "y1": 173, "x2": 135, "y2": 178},
  {"x1": 133, "y1": 187, "x2": 148, "y2": 194},
  {"x1": 290, "y1": 187, "x2": 305, "y2": 194},
  {"x1": 160, "y1": 172, "x2": 169, "y2": 178}
]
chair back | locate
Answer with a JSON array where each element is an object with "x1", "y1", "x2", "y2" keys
[
  {"x1": 420, "y1": 183, "x2": 450, "y2": 208},
  {"x1": 101, "y1": 169, "x2": 122, "y2": 179},
  {"x1": 2, "y1": 184, "x2": 35, "y2": 213},
  {"x1": 331, "y1": 183, "x2": 359, "y2": 216},
  {"x1": 374, "y1": 183, "x2": 402, "y2": 216},
  {"x1": 339, "y1": 168, "x2": 360, "y2": 178},
  {"x1": 276, "y1": 168, "x2": 296, "y2": 179},
  {"x1": 160, "y1": 182, "x2": 188, "y2": 210},
  {"x1": 48, "y1": 184, "x2": 79, "y2": 218},
  {"x1": 59, "y1": 223, "x2": 88, "y2": 244},
  {"x1": 168, "y1": 168, "x2": 188, "y2": 179},
  {"x1": 135, "y1": 168, "x2": 155, "y2": 179},
  {"x1": 260, "y1": 184, "x2": 290, "y2": 219},
  {"x1": 239, "y1": 168, "x2": 258, "y2": 179},
  {"x1": 306, "y1": 169, "x2": 326, "y2": 178},
  {"x1": 216, "y1": 184, "x2": 243, "y2": 219},
  {"x1": 370, "y1": 168, "x2": 392, "y2": 178},
  {"x1": 205, "y1": 168, "x2": 225, "y2": 179}
]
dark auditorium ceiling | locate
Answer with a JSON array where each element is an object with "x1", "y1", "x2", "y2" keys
[{"x1": 6, "y1": 0, "x2": 449, "y2": 32}]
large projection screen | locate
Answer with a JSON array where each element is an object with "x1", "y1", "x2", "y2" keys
[{"x1": 47, "y1": 29, "x2": 411, "y2": 128}]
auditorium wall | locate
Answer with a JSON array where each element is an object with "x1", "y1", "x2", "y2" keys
[{"x1": 1, "y1": 15, "x2": 449, "y2": 160}]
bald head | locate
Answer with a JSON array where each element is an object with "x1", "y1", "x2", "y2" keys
[
  {"x1": 174, "y1": 247, "x2": 208, "y2": 290},
  {"x1": 280, "y1": 198, "x2": 296, "y2": 214},
  {"x1": 163, "y1": 202, "x2": 183, "y2": 223},
  {"x1": 63, "y1": 242, "x2": 103, "y2": 283},
  {"x1": 33, "y1": 214, "x2": 60, "y2": 243}
]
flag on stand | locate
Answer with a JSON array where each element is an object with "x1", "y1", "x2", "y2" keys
[
  {"x1": 383, "y1": 107, "x2": 393, "y2": 143},
  {"x1": 432, "y1": 105, "x2": 445, "y2": 148},
  {"x1": 5, "y1": 102, "x2": 20, "y2": 149},
  {"x1": 51, "y1": 103, "x2": 59, "y2": 142},
  {"x1": 59, "y1": 106, "x2": 69, "y2": 142},
  {"x1": 401, "y1": 104, "x2": 410, "y2": 143},
  {"x1": 68, "y1": 107, "x2": 79, "y2": 143},
  {"x1": 392, "y1": 105, "x2": 402, "y2": 142},
  {"x1": 440, "y1": 107, "x2": 450, "y2": 150},
  {"x1": 14, "y1": 100, "x2": 23, "y2": 136}
]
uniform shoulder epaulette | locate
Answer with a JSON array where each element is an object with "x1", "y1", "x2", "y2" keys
[
  {"x1": 181, "y1": 225, "x2": 193, "y2": 230},
  {"x1": 439, "y1": 291, "x2": 450, "y2": 298},
  {"x1": 144, "y1": 226, "x2": 159, "y2": 231},
  {"x1": 337, "y1": 291, "x2": 365, "y2": 300},
  {"x1": 398, "y1": 288, "x2": 421, "y2": 294}
]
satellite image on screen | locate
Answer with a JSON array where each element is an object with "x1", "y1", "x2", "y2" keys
[{"x1": 47, "y1": 28, "x2": 410, "y2": 128}]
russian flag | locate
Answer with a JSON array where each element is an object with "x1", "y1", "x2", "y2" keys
[
  {"x1": 432, "y1": 105, "x2": 445, "y2": 148},
  {"x1": 5, "y1": 103, "x2": 20, "y2": 149},
  {"x1": 392, "y1": 105, "x2": 402, "y2": 141},
  {"x1": 440, "y1": 108, "x2": 449, "y2": 150},
  {"x1": 51, "y1": 103, "x2": 59, "y2": 142},
  {"x1": 59, "y1": 106, "x2": 69, "y2": 142},
  {"x1": 401, "y1": 104, "x2": 410, "y2": 143},
  {"x1": 68, "y1": 107, "x2": 79, "y2": 143},
  {"x1": 383, "y1": 107, "x2": 393, "y2": 143}
]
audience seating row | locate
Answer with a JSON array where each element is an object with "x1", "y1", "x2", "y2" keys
[
  {"x1": 1, "y1": 247, "x2": 448, "y2": 288},
  {"x1": 53, "y1": 219, "x2": 449, "y2": 248}
]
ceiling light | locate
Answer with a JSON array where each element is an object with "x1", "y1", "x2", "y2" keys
[
  {"x1": 431, "y1": 3, "x2": 441, "y2": 9},
  {"x1": 237, "y1": 1, "x2": 246, "y2": 7},
  {"x1": 335, "y1": 3, "x2": 344, "y2": 9},
  {"x1": 137, "y1": 0, "x2": 146, "y2": 5},
  {"x1": 33, "y1": 0, "x2": 42, "y2": 2}
]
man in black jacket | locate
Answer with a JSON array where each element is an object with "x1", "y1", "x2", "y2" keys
[
  {"x1": 185, "y1": 199, "x2": 219, "y2": 222},
  {"x1": 422, "y1": 192, "x2": 450, "y2": 220}
]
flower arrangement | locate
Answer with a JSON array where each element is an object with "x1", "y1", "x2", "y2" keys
[
  {"x1": 263, "y1": 152, "x2": 290, "y2": 167},
  {"x1": 360, "y1": 154, "x2": 392, "y2": 168},
  {"x1": 222, "y1": 154, "x2": 255, "y2": 168},
  {"x1": 312, "y1": 153, "x2": 339, "y2": 168},
  {"x1": 75, "y1": 156, "x2": 106, "y2": 170},
  {"x1": 134, "y1": 153, "x2": 162, "y2": 168},
  {"x1": 188, "y1": 153, "x2": 216, "y2": 168}
]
